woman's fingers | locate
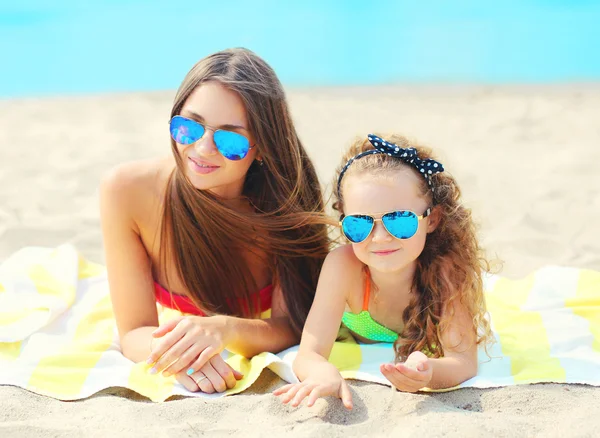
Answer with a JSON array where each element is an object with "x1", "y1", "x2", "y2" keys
[
  {"x1": 175, "y1": 371, "x2": 202, "y2": 392},
  {"x1": 199, "y1": 361, "x2": 228, "y2": 393},
  {"x1": 150, "y1": 332, "x2": 195, "y2": 374},
  {"x1": 152, "y1": 316, "x2": 183, "y2": 338},
  {"x1": 209, "y1": 355, "x2": 238, "y2": 389},
  {"x1": 190, "y1": 370, "x2": 215, "y2": 394},
  {"x1": 147, "y1": 322, "x2": 188, "y2": 366},
  {"x1": 161, "y1": 342, "x2": 203, "y2": 377},
  {"x1": 185, "y1": 346, "x2": 218, "y2": 377}
]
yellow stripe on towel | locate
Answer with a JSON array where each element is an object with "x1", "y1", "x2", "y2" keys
[
  {"x1": 330, "y1": 329, "x2": 362, "y2": 379},
  {"x1": 486, "y1": 275, "x2": 565, "y2": 383},
  {"x1": 0, "y1": 341, "x2": 22, "y2": 361},
  {"x1": 77, "y1": 255, "x2": 105, "y2": 280},
  {"x1": 0, "y1": 309, "x2": 49, "y2": 326},
  {"x1": 128, "y1": 363, "x2": 177, "y2": 402},
  {"x1": 27, "y1": 263, "x2": 75, "y2": 305},
  {"x1": 566, "y1": 269, "x2": 600, "y2": 352},
  {"x1": 27, "y1": 295, "x2": 115, "y2": 399}
]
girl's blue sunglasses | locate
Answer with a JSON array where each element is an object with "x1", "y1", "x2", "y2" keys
[
  {"x1": 340, "y1": 209, "x2": 431, "y2": 243},
  {"x1": 169, "y1": 115, "x2": 253, "y2": 161}
]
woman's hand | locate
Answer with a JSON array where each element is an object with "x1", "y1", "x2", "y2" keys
[
  {"x1": 273, "y1": 361, "x2": 352, "y2": 409},
  {"x1": 380, "y1": 351, "x2": 432, "y2": 393},
  {"x1": 147, "y1": 315, "x2": 234, "y2": 377},
  {"x1": 175, "y1": 355, "x2": 244, "y2": 393}
]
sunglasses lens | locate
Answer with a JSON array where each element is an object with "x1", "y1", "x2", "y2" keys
[
  {"x1": 342, "y1": 215, "x2": 374, "y2": 243},
  {"x1": 382, "y1": 211, "x2": 418, "y2": 239},
  {"x1": 170, "y1": 116, "x2": 204, "y2": 145},
  {"x1": 213, "y1": 130, "x2": 251, "y2": 160}
]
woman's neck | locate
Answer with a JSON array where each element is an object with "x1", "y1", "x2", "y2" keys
[{"x1": 221, "y1": 196, "x2": 254, "y2": 213}]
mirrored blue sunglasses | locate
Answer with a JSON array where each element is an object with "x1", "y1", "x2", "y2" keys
[
  {"x1": 340, "y1": 209, "x2": 431, "y2": 243},
  {"x1": 169, "y1": 115, "x2": 253, "y2": 161}
]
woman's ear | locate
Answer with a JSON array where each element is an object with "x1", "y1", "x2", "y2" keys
[{"x1": 426, "y1": 206, "x2": 441, "y2": 233}]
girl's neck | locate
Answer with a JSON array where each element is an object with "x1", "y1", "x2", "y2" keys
[{"x1": 367, "y1": 261, "x2": 417, "y2": 298}]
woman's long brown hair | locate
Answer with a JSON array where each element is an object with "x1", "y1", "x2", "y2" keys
[
  {"x1": 160, "y1": 48, "x2": 330, "y2": 335},
  {"x1": 333, "y1": 134, "x2": 494, "y2": 361}
]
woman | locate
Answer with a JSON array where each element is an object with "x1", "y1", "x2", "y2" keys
[{"x1": 100, "y1": 48, "x2": 329, "y2": 394}]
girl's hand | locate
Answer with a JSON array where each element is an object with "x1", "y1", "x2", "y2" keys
[
  {"x1": 175, "y1": 355, "x2": 244, "y2": 393},
  {"x1": 147, "y1": 315, "x2": 233, "y2": 377},
  {"x1": 380, "y1": 351, "x2": 432, "y2": 393},
  {"x1": 273, "y1": 362, "x2": 353, "y2": 409}
]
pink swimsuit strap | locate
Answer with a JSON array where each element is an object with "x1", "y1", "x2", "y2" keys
[{"x1": 153, "y1": 281, "x2": 273, "y2": 316}]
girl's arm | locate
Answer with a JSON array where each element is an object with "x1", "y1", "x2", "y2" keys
[
  {"x1": 274, "y1": 246, "x2": 358, "y2": 409},
  {"x1": 382, "y1": 301, "x2": 478, "y2": 391},
  {"x1": 293, "y1": 245, "x2": 357, "y2": 379},
  {"x1": 426, "y1": 302, "x2": 478, "y2": 389}
]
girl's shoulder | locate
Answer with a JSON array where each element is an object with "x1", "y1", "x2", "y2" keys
[
  {"x1": 323, "y1": 244, "x2": 364, "y2": 280},
  {"x1": 322, "y1": 245, "x2": 365, "y2": 311}
]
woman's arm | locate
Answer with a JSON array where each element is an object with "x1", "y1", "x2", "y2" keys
[
  {"x1": 100, "y1": 163, "x2": 160, "y2": 363},
  {"x1": 149, "y1": 260, "x2": 330, "y2": 375},
  {"x1": 221, "y1": 283, "x2": 299, "y2": 356}
]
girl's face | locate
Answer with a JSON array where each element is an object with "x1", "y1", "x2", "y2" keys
[
  {"x1": 342, "y1": 170, "x2": 437, "y2": 274},
  {"x1": 175, "y1": 81, "x2": 258, "y2": 198}
]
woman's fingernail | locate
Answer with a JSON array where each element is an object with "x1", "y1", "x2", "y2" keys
[
  {"x1": 149, "y1": 367, "x2": 157, "y2": 375},
  {"x1": 146, "y1": 357, "x2": 153, "y2": 364},
  {"x1": 186, "y1": 368, "x2": 194, "y2": 376}
]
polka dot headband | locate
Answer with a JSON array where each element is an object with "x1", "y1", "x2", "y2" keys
[{"x1": 337, "y1": 134, "x2": 445, "y2": 202}]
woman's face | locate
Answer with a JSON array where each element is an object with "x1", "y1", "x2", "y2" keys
[{"x1": 175, "y1": 81, "x2": 258, "y2": 198}]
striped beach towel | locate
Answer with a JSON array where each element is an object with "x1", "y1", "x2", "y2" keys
[{"x1": 1, "y1": 245, "x2": 599, "y2": 401}]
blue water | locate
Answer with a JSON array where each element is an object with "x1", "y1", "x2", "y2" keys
[{"x1": 1, "y1": 1, "x2": 600, "y2": 98}]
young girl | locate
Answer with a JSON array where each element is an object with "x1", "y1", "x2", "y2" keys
[
  {"x1": 274, "y1": 134, "x2": 492, "y2": 409},
  {"x1": 100, "y1": 48, "x2": 329, "y2": 394}
]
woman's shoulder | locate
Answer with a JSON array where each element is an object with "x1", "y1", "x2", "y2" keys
[
  {"x1": 100, "y1": 157, "x2": 174, "y2": 223},
  {"x1": 101, "y1": 157, "x2": 172, "y2": 192}
]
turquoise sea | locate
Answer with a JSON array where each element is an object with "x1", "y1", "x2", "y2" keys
[{"x1": 1, "y1": 1, "x2": 600, "y2": 98}]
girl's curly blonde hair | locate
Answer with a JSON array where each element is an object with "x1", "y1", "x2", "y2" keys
[{"x1": 333, "y1": 134, "x2": 494, "y2": 362}]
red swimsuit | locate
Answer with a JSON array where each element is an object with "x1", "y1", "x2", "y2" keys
[{"x1": 153, "y1": 282, "x2": 273, "y2": 316}]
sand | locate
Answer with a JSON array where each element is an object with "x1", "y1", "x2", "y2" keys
[{"x1": 1, "y1": 85, "x2": 599, "y2": 437}]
